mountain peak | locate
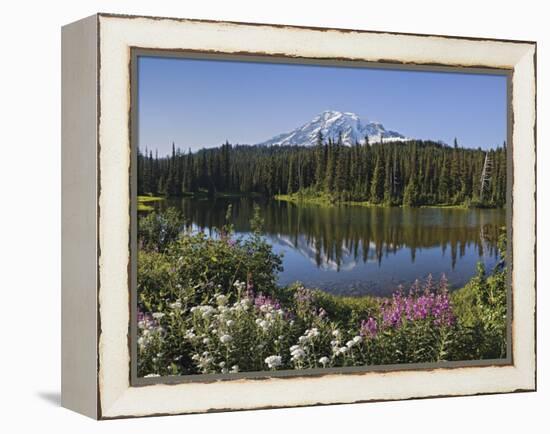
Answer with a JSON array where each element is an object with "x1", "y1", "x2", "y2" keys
[{"x1": 257, "y1": 110, "x2": 408, "y2": 147}]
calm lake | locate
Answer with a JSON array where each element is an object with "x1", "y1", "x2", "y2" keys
[{"x1": 156, "y1": 197, "x2": 505, "y2": 297}]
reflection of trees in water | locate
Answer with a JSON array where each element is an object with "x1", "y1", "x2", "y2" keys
[{"x1": 164, "y1": 197, "x2": 505, "y2": 271}]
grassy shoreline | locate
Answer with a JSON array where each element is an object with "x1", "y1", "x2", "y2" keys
[
  {"x1": 140, "y1": 190, "x2": 497, "y2": 210},
  {"x1": 275, "y1": 192, "x2": 476, "y2": 210},
  {"x1": 138, "y1": 195, "x2": 165, "y2": 211},
  {"x1": 138, "y1": 191, "x2": 264, "y2": 211}
]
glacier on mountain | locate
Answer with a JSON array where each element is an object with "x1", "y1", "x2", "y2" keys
[{"x1": 257, "y1": 110, "x2": 409, "y2": 147}]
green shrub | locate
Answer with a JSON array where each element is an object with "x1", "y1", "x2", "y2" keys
[
  {"x1": 138, "y1": 208, "x2": 184, "y2": 252},
  {"x1": 138, "y1": 206, "x2": 282, "y2": 314},
  {"x1": 312, "y1": 290, "x2": 379, "y2": 329},
  {"x1": 451, "y1": 228, "x2": 507, "y2": 359}
]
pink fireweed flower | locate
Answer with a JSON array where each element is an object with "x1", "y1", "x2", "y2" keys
[
  {"x1": 252, "y1": 292, "x2": 281, "y2": 310},
  {"x1": 244, "y1": 273, "x2": 255, "y2": 298},
  {"x1": 317, "y1": 308, "x2": 328, "y2": 319},
  {"x1": 379, "y1": 277, "x2": 455, "y2": 330},
  {"x1": 294, "y1": 286, "x2": 314, "y2": 304},
  {"x1": 423, "y1": 273, "x2": 434, "y2": 294},
  {"x1": 137, "y1": 309, "x2": 158, "y2": 329},
  {"x1": 381, "y1": 292, "x2": 406, "y2": 327},
  {"x1": 360, "y1": 317, "x2": 378, "y2": 338}
]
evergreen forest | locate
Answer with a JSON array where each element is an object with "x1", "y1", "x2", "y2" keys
[{"x1": 138, "y1": 136, "x2": 506, "y2": 207}]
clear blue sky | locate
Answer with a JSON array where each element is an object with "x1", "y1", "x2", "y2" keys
[{"x1": 138, "y1": 56, "x2": 507, "y2": 156}]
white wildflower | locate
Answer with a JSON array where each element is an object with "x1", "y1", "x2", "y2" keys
[
  {"x1": 216, "y1": 294, "x2": 228, "y2": 306},
  {"x1": 259, "y1": 304, "x2": 271, "y2": 313},
  {"x1": 169, "y1": 300, "x2": 182, "y2": 310},
  {"x1": 353, "y1": 336, "x2": 363, "y2": 344},
  {"x1": 265, "y1": 355, "x2": 282, "y2": 369},
  {"x1": 319, "y1": 356, "x2": 330, "y2": 367},
  {"x1": 220, "y1": 334, "x2": 233, "y2": 344},
  {"x1": 308, "y1": 328, "x2": 320, "y2": 337},
  {"x1": 230, "y1": 365, "x2": 239, "y2": 373},
  {"x1": 199, "y1": 305, "x2": 216, "y2": 317},
  {"x1": 226, "y1": 319, "x2": 235, "y2": 327},
  {"x1": 233, "y1": 280, "x2": 246, "y2": 292},
  {"x1": 152, "y1": 312, "x2": 165, "y2": 320},
  {"x1": 290, "y1": 347, "x2": 306, "y2": 359}
]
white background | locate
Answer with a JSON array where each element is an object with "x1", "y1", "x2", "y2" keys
[{"x1": 0, "y1": 0, "x2": 546, "y2": 432}]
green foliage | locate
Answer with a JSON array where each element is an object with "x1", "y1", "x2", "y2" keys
[
  {"x1": 138, "y1": 207, "x2": 282, "y2": 314},
  {"x1": 138, "y1": 208, "x2": 184, "y2": 252},
  {"x1": 403, "y1": 177, "x2": 420, "y2": 207},
  {"x1": 369, "y1": 156, "x2": 385, "y2": 204},
  {"x1": 312, "y1": 290, "x2": 379, "y2": 329},
  {"x1": 451, "y1": 229, "x2": 507, "y2": 359}
]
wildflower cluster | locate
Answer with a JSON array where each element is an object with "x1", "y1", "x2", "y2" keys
[
  {"x1": 180, "y1": 281, "x2": 294, "y2": 374},
  {"x1": 136, "y1": 310, "x2": 167, "y2": 376},
  {"x1": 137, "y1": 270, "x2": 500, "y2": 376},
  {"x1": 362, "y1": 275, "x2": 455, "y2": 337}
]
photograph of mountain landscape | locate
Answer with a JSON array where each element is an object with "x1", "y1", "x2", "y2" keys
[{"x1": 135, "y1": 55, "x2": 508, "y2": 378}]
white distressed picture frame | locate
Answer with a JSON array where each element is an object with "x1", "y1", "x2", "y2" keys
[{"x1": 61, "y1": 13, "x2": 536, "y2": 419}]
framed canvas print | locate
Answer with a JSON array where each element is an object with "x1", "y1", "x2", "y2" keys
[{"x1": 61, "y1": 13, "x2": 536, "y2": 419}]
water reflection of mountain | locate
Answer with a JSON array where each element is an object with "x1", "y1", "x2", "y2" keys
[
  {"x1": 166, "y1": 197, "x2": 505, "y2": 272},
  {"x1": 269, "y1": 233, "x2": 362, "y2": 272}
]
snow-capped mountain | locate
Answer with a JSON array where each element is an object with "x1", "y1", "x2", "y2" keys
[{"x1": 257, "y1": 110, "x2": 409, "y2": 147}]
